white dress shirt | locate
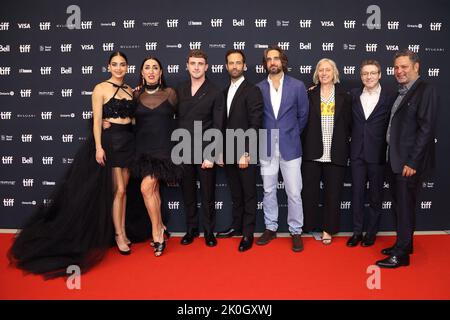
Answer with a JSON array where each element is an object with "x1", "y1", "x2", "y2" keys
[
  {"x1": 268, "y1": 73, "x2": 284, "y2": 119},
  {"x1": 227, "y1": 76, "x2": 245, "y2": 117},
  {"x1": 360, "y1": 84, "x2": 381, "y2": 120}
]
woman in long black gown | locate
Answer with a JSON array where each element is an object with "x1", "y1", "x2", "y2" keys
[{"x1": 8, "y1": 51, "x2": 136, "y2": 278}]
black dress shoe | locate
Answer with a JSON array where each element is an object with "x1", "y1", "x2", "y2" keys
[
  {"x1": 291, "y1": 234, "x2": 304, "y2": 252},
  {"x1": 346, "y1": 234, "x2": 363, "y2": 247},
  {"x1": 181, "y1": 230, "x2": 199, "y2": 245},
  {"x1": 238, "y1": 236, "x2": 254, "y2": 252},
  {"x1": 216, "y1": 228, "x2": 242, "y2": 238},
  {"x1": 361, "y1": 234, "x2": 376, "y2": 247},
  {"x1": 381, "y1": 245, "x2": 413, "y2": 256},
  {"x1": 256, "y1": 229, "x2": 276, "y2": 245},
  {"x1": 204, "y1": 232, "x2": 217, "y2": 247},
  {"x1": 376, "y1": 255, "x2": 410, "y2": 268}
]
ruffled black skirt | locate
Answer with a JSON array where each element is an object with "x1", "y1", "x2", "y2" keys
[{"x1": 133, "y1": 151, "x2": 183, "y2": 183}]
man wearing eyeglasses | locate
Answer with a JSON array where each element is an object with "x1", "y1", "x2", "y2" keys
[{"x1": 347, "y1": 60, "x2": 395, "y2": 248}]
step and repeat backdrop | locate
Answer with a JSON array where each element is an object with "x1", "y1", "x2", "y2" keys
[{"x1": 1, "y1": 0, "x2": 449, "y2": 231}]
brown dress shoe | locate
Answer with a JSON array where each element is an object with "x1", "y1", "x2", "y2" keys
[{"x1": 256, "y1": 229, "x2": 276, "y2": 245}]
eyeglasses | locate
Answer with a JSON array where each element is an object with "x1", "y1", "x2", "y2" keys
[{"x1": 361, "y1": 71, "x2": 380, "y2": 77}]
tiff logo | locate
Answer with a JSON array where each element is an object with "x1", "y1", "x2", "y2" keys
[
  {"x1": 145, "y1": 42, "x2": 157, "y2": 50},
  {"x1": 3, "y1": 199, "x2": 14, "y2": 207},
  {"x1": 81, "y1": 21, "x2": 92, "y2": 29},
  {"x1": 41, "y1": 111, "x2": 52, "y2": 119},
  {"x1": 277, "y1": 181, "x2": 285, "y2": 189},
  {"x1": 2, "y1": 156, "x2": 13, "y2": 164},
  {"x1": 386, "y1": 67, "x2": 394, "y2": 75},
  {"x1": 299, "y1": 19, "x2": 312, "y2": 28},
  {"x1": 127, "y1": 65, "x2": 136, "y2": 73},
  {"x1": 1, "y1": 111, "x2": 12, "y2": 119},
  {"x1": 428, "y1": 68, "x2": 440, "y2": 77},
  {"x1": 343, "y1": 66, "x2": 355, "y2": 74},
  {"x1": 123, "y1": 20, "x2": 135, "y2": 28},
  {"x1": 168, "y1": 201, "x2": 180, "y2": 210},
  {"x1": 0, "y1": 67, "x2": 11, "y2": 75},
  {"x1": 189, "y1": 41, "x2": 202, "y2": 50},
  {"x1": 277, "y1": 42, "x2": 290, "y2": 50},
  {"x1": 387, "y1": 21, "x2": 400, "y2": 30},
  {"x1": 211, "y1": 65, "x2": 223, "y2": 73},
  {"x1": 21, "y1": 134, "x2": 32, "y2": 142},
  {"x1": 82, "y1": 111, "x2": 93, "y2": 119},
  {"x1": 430, "y1": 22, "x2": 442, "y2": 31},
  {"x1": 257, "y1": 201, "x2": 263, "y2": 210},
  {"x1": 40, "y1": 66, "x2": 51, "y2": 75},
  {"x1": 211, "y1": 19, "x2": 223, "y2": 27},
  {"x1": 322, "y1": 43, "x2": 334, "y2": 51},
  {"x1": 22, "y1": 157, "x2": 33, "y2": 164},
  {"x1": 341, "y1": 201, "x2": 351, "y2": 209},
  {"x1": 61, "y1": 89, "x2": 73, "y2": 97},
  {"x1": 255, "y1": 65, "x2": 265, "y2": 74},
  {"x1": 382, "y1": 201, "x2": 392, "y2": 209},
  {"x1": 166, "y1": 19, "x2": 179, "y2": 28},
  {"x1": 39, "y1": 22, "x2": 51, "y2": 30},
  {"x1": 167, "y1": 65, "x2": 179, "y2": 73},
  {"x1": 82, "y1": 66, "x2": 93, "y2": 74},
  {"x1": 344, "y1": 20, "x2": 356, "y2": 29},
  {"x1": 255, "y1": 19, "x2": 267, "y2": 27},
  {"x1": 215, "y1": 201, "x2": 224, "y2": 210},
  {"x1": 0, "y1": 22, "x2": 10, "y2": 30},
  {"x1": 42, "y1": 156, "x2": 54, "y2": 165},
  {"x1": 62, "y1": 134, "x2": 74, "y2": 142},
  {"x1": 20, "y1": 44, "x2": 31, "y2": 53},
  {"x1": 23, "y1": 179, "x2": 34, "y2": 187},
  {"x1": 102, "y1": 43, "x2": 114, "y2": 51},
  {"x1": 408, "y1": 44, "x2": 420, "y2": 53},
  {"x1": 233, "y1": 41, "x2": 245, "y2": 50},
  {"x1": 366, "y1": 43, "x2": 378, "y2": 52},
  {"x1": 299, "y1": 65, "x2": 312, "y2": 74},
  {"x1": 20, "y1": 89, "x2": 31, "y2": 97},
  {"x1": 421, "y1": 201, "x2": 432, "y2": 209},
  {"x1": 60, "y1": 44, "x2": 72, "y2": 52}
]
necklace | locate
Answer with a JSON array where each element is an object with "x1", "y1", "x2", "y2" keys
[{"x1": 144, "y1": 84, "x2": 160, "y2": 94}]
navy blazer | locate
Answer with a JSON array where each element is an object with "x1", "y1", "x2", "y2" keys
[
  {"x1": 256, "y1": 74, "x2": 309, "y2": 161},
  {"x1": 388, "y1": 78, "x2": 438, "y2": 174},
  {"x1": 350, "y1": 86, "x2": 395, "y2": 164}
]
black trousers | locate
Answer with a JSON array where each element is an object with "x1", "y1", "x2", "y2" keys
[
  {"x1": 387, "y1": 163, "x2": 421, "y2": 256},
  {"x1": 301, "y1": 160, "x2": 346, "y2": 234},
  {"x1": 181, "y1": 164, "x2": 216, "y2": 234},
  {"x1": 351, "y1": 158, "x2": 385, "y2": 236},
  {"x1": 224, "y1": 164, "x2": 257, "y2": 237}
]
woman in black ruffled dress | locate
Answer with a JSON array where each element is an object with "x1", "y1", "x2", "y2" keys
[{"x1": 8, "y1": 52, "x2": 136, "y2": 278}]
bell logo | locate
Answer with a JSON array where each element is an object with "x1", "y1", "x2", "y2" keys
[
  {"x1": 20, "y1": 89, "x2": 31, "y2": 97},
  {"x1": 386, "y1": 67, "x2": 394, "y2": 75},
  {"x1": 60, "y1": 44, "x2": 72, "y2": 52},
  {"x1": 102, "y1": 43, "x2": 114, "y2": 51},
  {"x1": 322, "y1": 43, "x2": 334, "y2": 51},
  {"x1": 210, "y1": 19, "x2": 223, "y2": 27},
  {"x1": 189, "y1": 42, "x2": 202, "y2": 50},
  {"x1": 343, "y1": 66, "x2": 355, "y2": 74},
  {"x1": 215, "y1": 201, "x2": 224, "y2": 210},
  {"x1": 365, "y1": 43, "x2": 377, "y2": 52},
  {"x1": 255, "y1": 65, "x2": 265, "y2": 74},
  {"x1": 23, "y1": 179, "x2": 34, "y2": 187},
  {"x1": 211, "y1": 65, "x2": 223, "y2": 73},
  {"x1": 2, "y1": 156, "x2": 13, "y2": 164},
  {"x1": 166, "y1": 19, "x2": 179, "y2": 28},
  {"x1": 232, "y1": 19, "x2": 244, "y2": 27},
  {"x1": 81, "y1": 21, "x2": 92, "y2": 29},
  {"x1": 42, "y1": 157, "x2": 54, "y2": 165},
  {"x1": 344, "y1": 20, "x2": 356, "y2": 29},
  {"x1": 299, "y1": 20, "x2": 312, "y2": 28},
  {"x1": 82, "y1": 66, "x2": 93, "y2": 74},
  {"x1": 145, "y1": 42, "x2": 157, "y2": 51},
  {"x1": 0, "y1": 44, "x2": 10, "y2": 52},
  {"x1": 382, "y1": 201, "x2": 392, "y2": 209},
  {"x1": 421, "y1": 201, "x2": 432, "y2": 209},
  {"x1": 21, "y1": 134, "x2": 32, "y2": 142},
  {"x1": 127, "y1": 65, "x2": 136, "y2": 73},
  {"x1": 387, "y1": 21, "x2": 400, "y2": 30},
  {"x1": 1, "y1": 111, "x2": 12, "y2": 119},
  {"x1": 168, "y1": 201, "x2": 180, "y2": 210},
  {"x1": 20, "y1": 44, "x2": 31, "y2": 53},
  {"x1": 428, "y1": 68, "x2": 439, "y2": 77},
  {"x1": 39, "y1": 22, "x2": 51, "y2": 30},
  {"x1": 22, "y1": 157, "x2": 33, "y2": 164},
  {"x1": 123, "y1": 20, "x2": 135, "y2": 28},
  {"x1": 3, "y1": 199, "x2": 14, "y2": 207},
  {"x1": 62, "y1": 134, "x2": 74, "y2": 142},
  {"x1": 299, "y1": 65, "x2": 312, "y2": 74},
  {"x1": 299, "y1": 42, "x2": 311, "y2": 50},
  {"x1": 61, "y1": 67, "x2": 72, "y2": 74},
  {"x1": 61, "y1": 89, "x2": 73, "y2": 97},
  {"x1": 277, "y1": 42, "x2": 290, "y2": 50},
  {"x1": 41, "y1": 112, "x2": 52, "y2": 119},
  {"x1": 233, "y1": 42, "x2": 245, "y2": 50},
  {"x1": 430, "y1": 22, "x2": 441, "y2": 31},
  {"x1": 408, "y1": 44, "x2": 420, "y2": 53},
  {"x1": 82, "y1": 111, "x2": 93, "y2": 119},
  {"x1": 17, "y1": 23, "x2": 31, "y2": 29},
  {"x1": 167, "y1": 65, "x2": 179, "y2": 73},
  {"x1": 0, "y1": 67, "x2": 11, "y2": 75},
  {"x1": 40, "y1": 66, "x2": 51, "y2": 75},
  {"x1": 0, "y1": 22, "x2": 10, "y2": 30}
]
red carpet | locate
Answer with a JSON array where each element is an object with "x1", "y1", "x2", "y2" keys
[{"x1": 1, "y1": 233, "x2": 449, "y2": 300}]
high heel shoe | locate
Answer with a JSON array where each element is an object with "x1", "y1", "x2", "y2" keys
[
  {"x1": 150, "y1": 227, "x2": 170, "y2": 247},
  {"x1": 115, "y1": 233, "x2": 131, "y2": 255},
  {"x1": 153, "y1": 240, "x2": 166, "y2": 257}
]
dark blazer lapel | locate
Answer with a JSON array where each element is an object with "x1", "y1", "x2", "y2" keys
[
  {"x1": 261, "y1": 80, "x2": 276, "y2": 119},
  {"x1": 310, "y1": 86, "x2": 321, "y2": 116},
  {"x1": 395, "y1": 78, "x2": 422, "y2": 113},
  {"x1": 228, "y1": 79, "x2": 247, "y2": 118},
  {"x1": 355, "y1": 87, "x2": 365, "y2": 120}
]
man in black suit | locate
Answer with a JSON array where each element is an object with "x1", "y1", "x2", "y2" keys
[
  {"x1": 176, "y1": 50, "x2": 225, "y2": 247},
  {"x1": 376, "y1": 49, "x2": 438, "y2": 268},
  {"x1": 215, "y1": 49, "x2": 263, "y2": 252},
  {"x1": 347, "y1": 60, "x2": 395, "y2": 248}
]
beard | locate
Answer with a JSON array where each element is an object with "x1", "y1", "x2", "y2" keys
[{"x1": 269, "y1": 65, "x2": 282, "y2": 75}]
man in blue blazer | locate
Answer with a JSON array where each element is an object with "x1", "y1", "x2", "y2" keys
[
  {"x1": 255, "y1": 45, "x2": 309, "y2": 252},
  {"x1": 347, "y1": 60, "x2": 395, "y2": 248}
]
